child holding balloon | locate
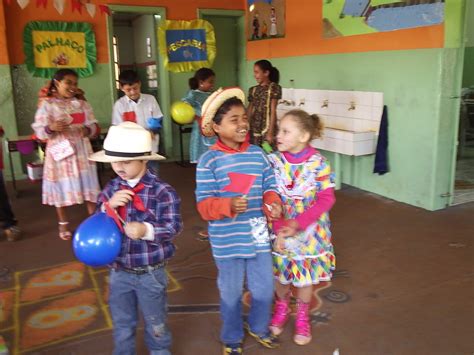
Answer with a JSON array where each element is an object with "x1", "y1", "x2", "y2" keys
[
  {"x1": 112, "y1": 70, "x2": 164, "y2": 173},
  {"x1": 195, "y1": 87, "x2": 283, "y2": 354},
  {"x1": 181, "y1": 67, "x2": 216, "y2": 164},
  {"x1": 89, "y1": 122, "x2": 183, "y2": 355}
]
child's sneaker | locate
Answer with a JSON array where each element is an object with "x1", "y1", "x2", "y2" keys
[
  {"x1": 293, "y1": 299, "x2": 312, "y2": 345},
  {"x1": 4, "y1": 226, "x2": 21, "y2": 242},
  {"x1": 244, "y1": 323, "x2": 279, "y2": 349},
  {"x1": 269, "y1": 294, "x2": 290, "y2": 336},
  {"x1": 222, "y1": 343, "x2": 242, "y2": 354}
]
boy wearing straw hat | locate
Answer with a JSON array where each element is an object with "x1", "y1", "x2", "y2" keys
[
  {"x1": 89, "y1": 122, "x2": 182, "y2": 355},
  {"x1": 195, "y1": 87, "x2": 283, "y2": 354}
]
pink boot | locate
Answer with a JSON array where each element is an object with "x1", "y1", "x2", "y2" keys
[
  {"x1": 294, "y1": 299, "x2": 312, "y2": 345},
  {"x1": 269, "y1": 294, "x2": 290, "y2": 336}
]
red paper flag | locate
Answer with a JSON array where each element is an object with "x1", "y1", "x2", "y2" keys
[
  {"x1": 222, "y1": 173, "x2": 256, "y2": 195},
  {"x1": 99, "y1": 4, "x2": 110, "y2": 15},
  {"x1": 36, "y1": 0, "x2": 46, "y2": 8},
  {"x1": 71, "y1": 0, "x2": 81, "y2": 13},
  {"x1": 104, "y1": 203, "x2": 124, "y2": 232}
]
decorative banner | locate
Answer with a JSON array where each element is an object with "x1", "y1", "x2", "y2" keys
[
  {"x1": 36, "y1": 0, "x2": 47, "y2": 8},
  {"x1": 71, "y1": 0, "x2": 82, "y2": 14},
  {"x1": 85, "y1": 3, "x2": 96, "y2": 18},
  {"x1": 98, "y1": 4, "x2": 110, "y2": 16},
  {"x1": 53, "y1": 0, "x2": 65, "y2": 14},
  {"x1": 17, "y1": 0, "x2": 30, "y2": 9},
  {"x1": 158, "y1": 19, "x2": 216, "y2": 73},
  {"x1": 248, "y1": 0, "x2": 285, "y2": 41},
  {"x1": 23, "y1": 21, "x2": 97, "y2": 78}
]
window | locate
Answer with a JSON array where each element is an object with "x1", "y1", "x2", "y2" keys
[{"x1": 113, "y1": 35, "x2": 120, "y2": 89}]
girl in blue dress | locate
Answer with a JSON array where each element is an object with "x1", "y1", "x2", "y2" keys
[{"x1": 182, "y1": 68, "x2": 216, "y2": 163}]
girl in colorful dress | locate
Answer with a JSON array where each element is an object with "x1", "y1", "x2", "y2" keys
[
  {"x1": 247, "y1": 60, "x2": 282, "y2": 149},
  {"x1": 182, "y1": 67, "x2": 216, "y2": 164},
  {"x1": 267, "y1": 109, "x2": 336, "y2": 345},
  {"x1": 32, "y1": 69, "x2": 101, "y2": 240}
]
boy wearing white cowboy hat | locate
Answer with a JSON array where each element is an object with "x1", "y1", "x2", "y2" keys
[
  {"x1": 195, "y1": 87, "x2": 283, "y2": 354},
  {"x1": 89, "y1": 122, "x2": 182, "y2": 355}
]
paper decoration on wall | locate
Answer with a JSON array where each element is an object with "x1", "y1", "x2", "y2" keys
[
  {"x1": 71, "y1": 0, "x2": 82, "y2": 14},
  {"x1": 248, "y1": 0, "x2": 285, "y2": 41},
  {"x1": 99, "y1": 4, "x2": 110, "y2": 16},
  {"x1": 17, "y1": 0, "x2": 30, "y2": 9},
  {"x1": 53, "y1": 0, "x2": 65, "y2": 14},
  {"x1": 85, "y1": 3, "x2": 96, "y2": 18},
  {"x1": 158, "y1": 19, "x2": 216, "y2": 73},
  {"x1": 36, "y1": 0, "x2": 47, "y2": 8},
  {"x1": 23, "y1": 21, "x2": 96, "y2": 78},
  {"x1": 323, "y1": 0, "x2": 445, "y2": 38}
]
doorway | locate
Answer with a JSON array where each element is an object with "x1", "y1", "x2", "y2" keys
[
  {"x1": 452, "y1": 1, "x2": 474, "y2": 206},
  {"x1": 106, "y1": 5, "x2": 172, "y2": 157},
  {"x1": 198, "y1": 9, "x2": 246, "y2": 88}
]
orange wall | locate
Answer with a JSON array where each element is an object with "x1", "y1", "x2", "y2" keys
[
  {"x1": 3, "y1": 0, "x2": 244, "y2": 65},
  {"x1": 246, "y1": 0, "x2": 444, "y2": 60},
  {"x1": 0, "y1": 1, "x2": 9, "y2": 64}
]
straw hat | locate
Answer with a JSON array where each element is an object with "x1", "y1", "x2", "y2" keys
[
  {"x1": 200, "y1": 87, "x2": 246, "y2": 137},
  {"x1": 89, "y1": 122, "x2": 165, "y2": 163}
]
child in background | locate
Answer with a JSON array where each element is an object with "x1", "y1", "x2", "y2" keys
[
  {"x1": 0, "y1": 126, "x2": 21, "y2": 242},
  {"x1": 32, "y1": 69, "x2": 101, "y2": 240},
  {"x1": 182, "y1": 67, "x2": 216, "y2": 164},
  {"x1": 267, "y1": 109, "x2": 336, "y2": 345},
  {"x1": 195, "y1": 87, "x2": 283, "y2": 354},
  {"x1": 247, "y1": 60, "x2": 282, "y2": 149},
  {"x1": 89, "y1": 122, "x2": 182, "y2": 355},
  {"x1": 112, "y1": 70, "x2": 164, "y2": 173}
]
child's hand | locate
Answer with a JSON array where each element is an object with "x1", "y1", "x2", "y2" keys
[
  {"x1": 108, "y1": 190, "x2": 134, "y2": 209},
  {"x1": 231, "y1": 196, "x2": 248, "y2": 214},
  {"x1": 269, "y1": 202, "x2": 282, "y2": 220},
  {"x1": 278, "y1": 223, "x2": 298, "y2": 238},
  {"x1": 49, "y1": 120, "x2": 68, "y2": 132},
  {"x1": 273, "y1": 235, "x2": 286, "y2": 253},
  {"x1": 124, "y1": 222, "x2": 146, "y2": 240}
]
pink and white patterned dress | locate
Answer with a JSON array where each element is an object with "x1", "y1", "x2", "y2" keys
[{"x1": 32, "y1": 97, "x2": 100, "y2": 207}]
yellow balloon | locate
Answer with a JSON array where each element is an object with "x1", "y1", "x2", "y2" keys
[{"x1": 170, "y1": 101, "x2": 195, "y2": 125}]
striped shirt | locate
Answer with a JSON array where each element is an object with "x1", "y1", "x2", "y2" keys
[
  {"x1": 97, "y1": 171, "x2": 183, "y2": 268},
  {"x1": 196, "y1": 144, "x2": 278, "y2": 259}
]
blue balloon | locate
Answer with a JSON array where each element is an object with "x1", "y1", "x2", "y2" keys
[{"x1": 73, "y1": 213, "x2": 122, "y2": 267}]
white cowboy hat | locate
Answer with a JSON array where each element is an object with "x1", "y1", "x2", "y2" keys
[
  {"x1": 200, "y1": 87, "x2": 246, "y2": 137},
  {"x1": 89, "y1": 122, "x2": 165, "y2": 163}
]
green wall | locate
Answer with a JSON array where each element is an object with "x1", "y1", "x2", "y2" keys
[
  {"x1": 11, "y1": 64, "x2": 114, "y2": 135},
  {"x1": 0, "y1": 64, "x2": 22, "y2": 179},
  {"x1": 244, "y1": 48, "x2": 461, "y2": 210}
]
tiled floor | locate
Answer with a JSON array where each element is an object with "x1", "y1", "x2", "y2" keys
[{"x1": 0, "y1": 163, "x2": 472, "y2": 355}]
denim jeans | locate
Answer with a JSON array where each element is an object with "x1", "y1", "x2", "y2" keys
[
  {"x1": 109, "y1": 267, "x2": 171, "y2": 355},
  {"x1": 215, "y1": 252, "x2": 274, "y2": 344}
]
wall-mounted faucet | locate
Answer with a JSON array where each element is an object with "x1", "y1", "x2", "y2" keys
[
  {"x1": 348, "y1": 101, "x2": 356, "y2": 111},
  {"x1": 278, "y1": 99, "x2": 295, "y2": 106},
  {"x1": 321, "y1": 99, "x2": 329, "y2": 108}
]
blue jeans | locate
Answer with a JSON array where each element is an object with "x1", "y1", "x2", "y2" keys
[
  {"x1": 109, "y1": 267, "x2": 171, "y2": 355},
  {"x1": 215, "y1": 252, "x2": 274, "y2": 344}
]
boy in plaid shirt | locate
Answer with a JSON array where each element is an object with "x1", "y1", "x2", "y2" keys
[{"x1": 89, "y1": 122, "x2": 182, "y2": 355}]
